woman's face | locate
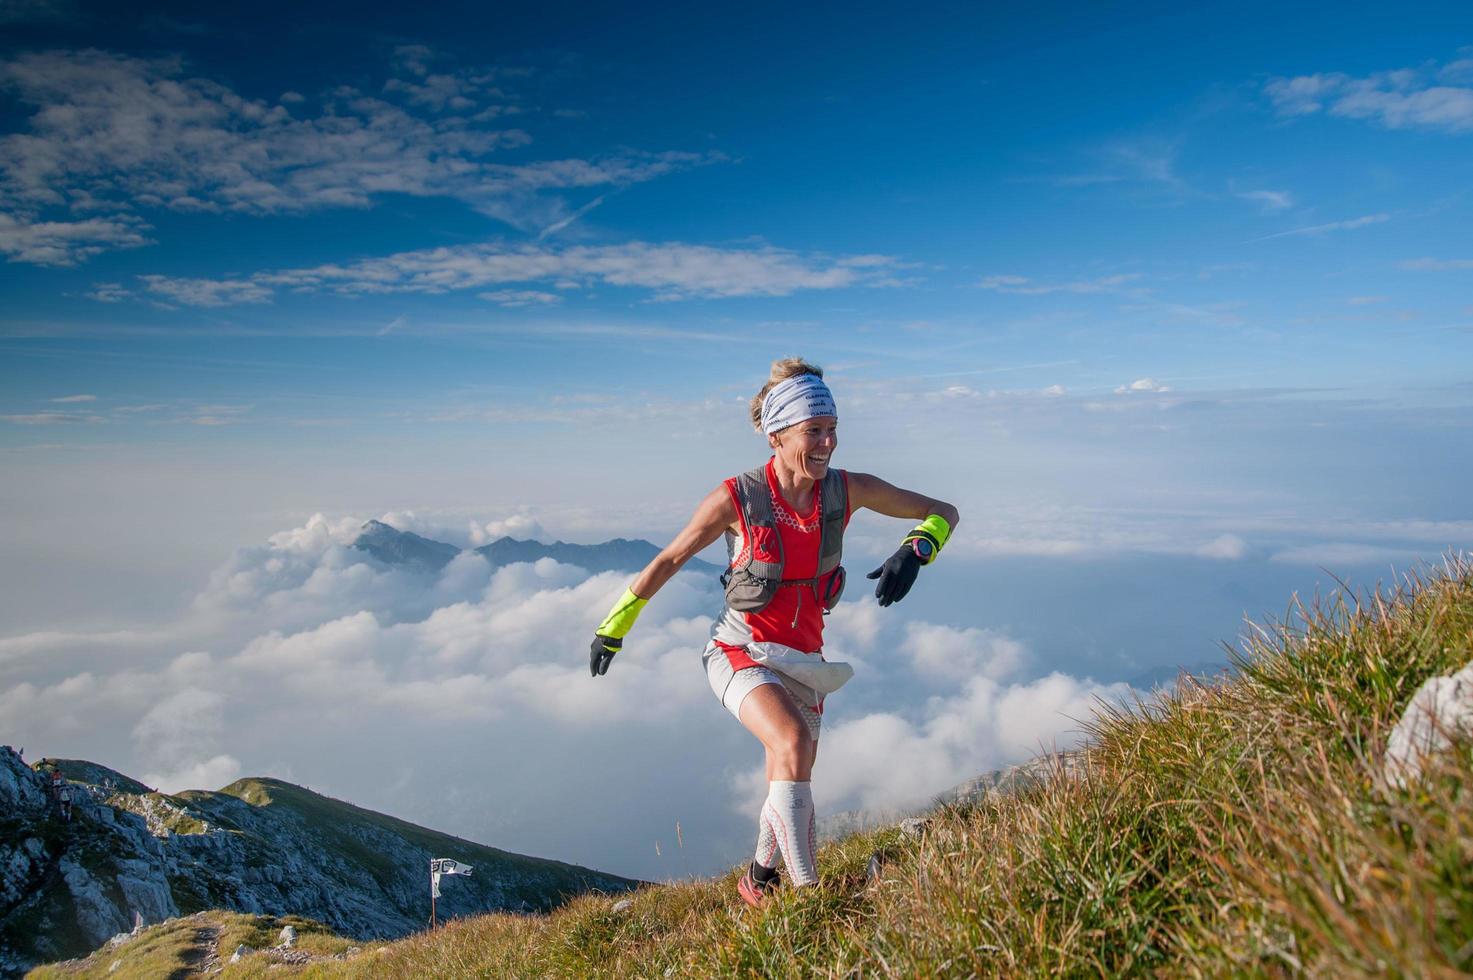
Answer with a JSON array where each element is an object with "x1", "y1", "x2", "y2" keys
[{"x1": 770, "y1": 415, "x2": 838, "y2": 482}]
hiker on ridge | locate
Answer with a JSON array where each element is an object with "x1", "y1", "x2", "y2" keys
[{"x1": 588, "y1": 357, "x2": 959, "y2": 906}]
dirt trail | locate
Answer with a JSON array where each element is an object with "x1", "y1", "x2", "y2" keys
[{"x1": 167, "y1": 920, "x2": 222, "y2": 979}]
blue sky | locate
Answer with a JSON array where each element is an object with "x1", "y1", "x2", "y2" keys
[{"x1": 2, "y1": 1, "x2": 1472, "y2": 880}]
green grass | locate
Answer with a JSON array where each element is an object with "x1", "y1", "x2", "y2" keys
[
  {"x1": 34, "y1": 557, "x2": 1473, "y2": 978},
  {"x1": 28, "y1": 912, "x2": 217, "y2": 980}
]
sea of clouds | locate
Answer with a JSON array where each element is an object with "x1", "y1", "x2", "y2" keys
[{"x1": 0, "y1": 512, "x2": 1132, "y2": 881}]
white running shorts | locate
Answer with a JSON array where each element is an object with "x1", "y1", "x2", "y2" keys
[{"x1": 702, "y1": 640, "x2": 822, "y2": 741}]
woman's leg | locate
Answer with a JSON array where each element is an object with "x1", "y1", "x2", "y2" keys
[
  {"x1": 738, "y1": 683, "x2": 820, "y2": 886},
  {"x1": 739, "y1": 682, "x2": 814, "y2": 781}
]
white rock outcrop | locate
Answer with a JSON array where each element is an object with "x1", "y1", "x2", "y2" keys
[
  {"x1": 60, "y1": 857, "x2": 130, "y2": 946},
  {"x1": 1384, "y1": 661, "x2": 1473, "y2": 790}
]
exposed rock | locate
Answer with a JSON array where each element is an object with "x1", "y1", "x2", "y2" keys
[
  {"x1": 230, "y1": 944, "x2": 253, "y2": 963},
  {"x1": 114, "y1": 859, "x2": 176, "y2": 927},
  {"x1": 60, "y1": 857, "x2": 129, "y2": 946},
  {"x1": 1384, "y1": 661, "x2": 1473, "y2": 790},
  {"x1": 899, "y1": 818, "x2": 930, "y2": 839},
  {"x1": 0, "y1": 747, "x2": 47, "y2": 812},
  {"x1": 277, "y1": 924, "x2": 297, "y2": 947},
  {"x1": 611, "y1": 899, "x2": 633, "y2": 913}
]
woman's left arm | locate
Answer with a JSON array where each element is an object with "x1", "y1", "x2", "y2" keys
[
  {"x1": 847, "y1": 472, "x2": 960, "y2": 530},
  {"x1": 846, "y1": 472, "x2": 961, "y2": 607}
]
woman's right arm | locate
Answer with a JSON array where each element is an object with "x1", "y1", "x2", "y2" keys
[
  {"x1": 628, "y1": 486, "x2": 738, "y2": 599},
  {"x1": 589, "y1": 487, "x2": 736, "y2": 677}
]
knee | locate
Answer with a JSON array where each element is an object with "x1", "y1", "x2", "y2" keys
[{"x1": 769, "y1": 726, "x2": 813, "y2": 773}]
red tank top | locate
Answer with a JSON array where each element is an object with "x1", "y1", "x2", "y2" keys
[{"x1": 720, "y1": 459, "x2": 850, "y2": 653}]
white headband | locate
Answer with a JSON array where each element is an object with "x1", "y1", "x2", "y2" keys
[{"x1": 760, "y1": 374, "x2": 837, "y2": 434}]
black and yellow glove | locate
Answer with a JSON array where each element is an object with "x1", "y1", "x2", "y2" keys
[
  {"x1": 588, "y1": 588, "x2": 647, "y2": 678},
  {"x1": 867, "y1": 515, "x2": 951, "y2": 608},
  {"x1": 589, "y1": 634, "x2": 622, "y2": 676}
]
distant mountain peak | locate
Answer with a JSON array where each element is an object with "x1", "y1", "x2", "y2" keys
[
  {"x1": 475, "y1": 536, "x2": 720, "y2": 577},
  {"x1": 347, "y1": 523, "x2": 720, "y2": 578},
  {"x1": 350, "y1": 520, "x2": 463, "y2": 572}
]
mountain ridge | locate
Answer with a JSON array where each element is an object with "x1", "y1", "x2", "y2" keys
[
  {"x1": 352, "y1": 521, "x2": 723, "y2": 577},
  {"x1": 0, "y1": 749, "x2": 636, "y2": 978}
]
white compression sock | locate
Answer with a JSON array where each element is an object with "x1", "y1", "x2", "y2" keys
[{"x1": 755, "y1": 780, "x2": 818, "y2": 886}]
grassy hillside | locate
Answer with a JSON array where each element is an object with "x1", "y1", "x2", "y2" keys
[
  {"x1": 193, "y1": 777, "x2": 625, "y2": 899},
  {"x1": 37, "y1": 557, "x2": 1473, "y2": 978}
]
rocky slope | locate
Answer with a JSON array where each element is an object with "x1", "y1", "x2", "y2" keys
[{"x1": 0, "y1": 748, "x2": 635, "y2": 977}]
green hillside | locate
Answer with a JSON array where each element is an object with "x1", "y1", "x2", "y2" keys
[
  {"x1": 193, "y1": 777, "x2": 631, "y2": 899},
  {"x1": 2, "y1": 760, "x2": 636, "y2": 976},
  {"x1": 35, "y1": 558, "x2": 1473, "y2": 978}
]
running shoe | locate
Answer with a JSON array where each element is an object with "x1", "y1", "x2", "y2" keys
[{"x1": 737, "y1": 869, "x2": 776, "y2": 908}]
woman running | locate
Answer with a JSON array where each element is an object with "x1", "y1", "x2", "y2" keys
[{"x1": 588, "y1": 357, "x2": 959, "y2": 905}]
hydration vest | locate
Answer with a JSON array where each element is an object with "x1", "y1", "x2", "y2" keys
[{"x1": 722, "y1": 465, "x2": 847, "y2": 615}]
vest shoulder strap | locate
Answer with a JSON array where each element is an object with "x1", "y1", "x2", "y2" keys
[
  {"x1": 731, "y1": 466, "x2": 782, "y2": 580},
  {"x1": 817, "y1": 470, "x2": 847, "y2": 574}
]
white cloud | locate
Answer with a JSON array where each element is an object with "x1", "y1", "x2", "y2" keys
[
  {"x1": 1401, "y1": 257, "x2": 1473, "y2": 271},
  {"x1": 1265, "y1": 60, "x2": 1473, "y2": 133},
  {"x1": 49, "y1": 393, "x2": 96, "y2": 403},
  {"x1": 781, "y1": 671, "x2": 1133, "y2": 816},
  {"x1": 1050, "y1": 139, "x2": 1183, "y2": 192},
  {"x1": 901, "y1": 622, "x2": 1025, "y2": 682},
  {"x1": 85, "y1": 282, "x2": 131, "y2": 302},
  {"x1": 139, "y1": 275, "x2": 273, "y2": 307},
  {"x1": 1195, "y1": 534, "x2": 1248, "y2": 560},
  {"x1": 477, "y1": 289, "x2": 562, "y2": 307},
  {"x1": 1236, "y1": 189, "x2": 1293, "y2": 211},
  {"x1": 132, "y1": 240, "x2": 898, "y2": 306},
  {"x1": 471, "y1": 512, "x2": 546, "y2": 544},
  {"x1": 1269, "y1": 542, "x2": 1424, "y2": 566},
  {"x1": 0, "y1": 212, "x2": 149, "y2": 266},
  {"x1": 537, "y1": 194, "x2": 605, "y2": 240},
  {"x1": 133, "y1": 687, "x2": 242, "y2": 792},
  {"x1": 980, "y1": 273, "x2": 1141, "y2": 295},
  {"x1": 143, "y1": 754, "x2": 242, "y2": 795},
  {"x1": 0, "y1": 49, "x2": 716, "y2": 263},
  {"x1": 0, "y1": 411, "x2": 105, "y2": 424},
  {"x1": 1252, "y1": 213, "x2": 1390, "y2": 242},
  {"x1": 1441, "y1": 58, "x2": 1473, "y2": 84},
  {"x1": 1041, "y1": 384, "x2": 1067, "y2": 397},
  {"x1": 1114, "y1": 377, "x2": 1170, "y2": 394}
]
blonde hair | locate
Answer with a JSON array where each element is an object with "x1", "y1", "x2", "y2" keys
[{"x1": 749, "y1": 357, "x2": 824, "y2": 432}]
